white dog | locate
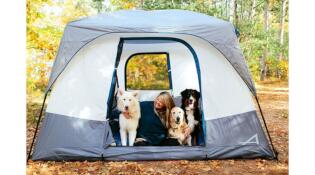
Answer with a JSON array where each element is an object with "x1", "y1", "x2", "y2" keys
[
  {"x1": 185, "y1": 109, "x2": 199, "y2": 134},
  {"x1": 168, "y1": 107, "x2": 192, "y2": 146},
  {"x1": 117, "y1": 89, "x2": 141, "y2": 146}
]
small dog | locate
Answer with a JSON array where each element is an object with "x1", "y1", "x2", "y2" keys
[
  {"x1": 181, "y1": 89, "x2": 202, "y2": 144},
  {"x1": 117, "y1": 89, "x2": 141, "y2": 146},
  {"x1": 168, "y1": 107, "x2": 192, "y2": 146}
]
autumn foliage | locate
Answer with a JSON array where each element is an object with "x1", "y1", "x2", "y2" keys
[
  {"x1": 27, "y1": 0, "x2": 289, "y2": 97},
  {"x1": 126, "y1": 54, "x2": 170, "y2": 90}
]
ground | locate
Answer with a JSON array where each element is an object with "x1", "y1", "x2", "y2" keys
[{"x1": 26, "y1": 81, "x2": 288, "y2": 175}]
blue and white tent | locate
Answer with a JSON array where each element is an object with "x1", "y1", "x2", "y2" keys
[{"x1": 29, "y1": 10, "x2": 277, "y2": 160}]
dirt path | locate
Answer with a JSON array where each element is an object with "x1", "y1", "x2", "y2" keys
[{"x1": 26, "y1": 81, "x2": 288, "y2": 175}]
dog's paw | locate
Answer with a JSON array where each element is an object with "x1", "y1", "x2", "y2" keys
[
  {"x1": 194, "y1": 120, "x2": 199, "y2": 125},
  {"x1": 110, "y1": 141, "x2": 117, "y2": 147}
]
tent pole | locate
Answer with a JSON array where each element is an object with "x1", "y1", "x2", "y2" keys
[
  {"x1": 27, "y1": 92, "x2": 48, "y2": 162},
  {"x1": 254, "y1": 95, "x2": 278, "y2": 160},
  {"x1": 106, "y1": 39, "x2": 123, "y2": 119}
]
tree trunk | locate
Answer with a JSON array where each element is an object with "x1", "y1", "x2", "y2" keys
[
  {"x1": 140, "y1": 0, "x2": 144, "y2": 9},
  {"x1": 278, "y1": 0, "x2": 287, "y2": 61},
  {"x1": 234, "y1": 0, "x2": 238, "y2": 26},
  {"x1": 240, "y1": 0, "x2": 243, "y2": 21},
  {"x1": 212, "y1": 0, "x2": 217, "y2": 9},
  {"x1": 260, "y1": 55, "x2": 267, "y2": 81},
  {"x1": 220, "y1": 0, "x2": 223, "y2": 17},
  {"x1": 260, "y1": 0, "x2": 270, "y2": 81},
  {"x1": 229, "y1": 0, "x2": 235, "y2": 22},
  {"x1": 264, "y1": 0, "x2": 270, "y2": 38},
  {"x1": 226, "y1": 0, "x2": 229, "y2": 19},
  {"x1": 250, "y1": 0, "x2": 256, "y2": 20}
]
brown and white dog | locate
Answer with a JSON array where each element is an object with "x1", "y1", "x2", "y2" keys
[
  {"x1": 168, "y1": 107, "x2": 192, "y2": 146},
  {"x1": 180, "y1": 89, "x2": 202, "y2": 144}
]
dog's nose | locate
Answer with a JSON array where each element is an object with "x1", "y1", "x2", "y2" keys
[
  {"x1": 189, "y1": 99, "x2": 193, "y2": 103},
  {"x1": 125, "y1": 106, "x2": 129, "y2": 111},
  {"x1": 176, "y1": 117, "x2": 180, "y2": 122}
]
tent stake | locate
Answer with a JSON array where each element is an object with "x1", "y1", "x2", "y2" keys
[
  {"x1": 27, "y1": 92, "x2": 48, "y2": 161},
  {"x1": 255, "y1": 95, "x2": 279, "y2": 160}
]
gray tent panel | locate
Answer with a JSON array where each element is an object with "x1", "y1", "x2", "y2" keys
[
  {"x1": 32, "y1": 113, "x2": 113, "y2": 160},
  {"x1": 46, "y1": 10, "x2": 256, "y2": 94},
  {"x1": 205, "y1": 110, "x2": 274, "y2": 158},
  {"x1": 206, "y1": 145, "x2": 272, "y2": 159},
  {"x1": 32, "y1": 111, "x2": 273, "y2": 160},
  {"x1": 99, "y1": 111, "x2": 273, "y2": 160},
  {"x1": 101, "y1": 145, "x2": 271, "y2": 160},
  {"x1": 205, "y1": 111, "x2": 270, "y2": 146}
]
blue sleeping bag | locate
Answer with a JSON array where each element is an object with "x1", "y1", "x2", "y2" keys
[{"x1": 109, "y1": 101, "x2": 167, "y2": 146}]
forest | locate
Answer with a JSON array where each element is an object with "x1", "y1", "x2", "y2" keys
[{"x1": 27, "y1": 0, "x2": 288, "y2": 99}]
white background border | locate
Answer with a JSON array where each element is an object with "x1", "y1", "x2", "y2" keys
[
  {"x1": 0, "y1": 0, "x2": 26, "y2": 174},
  {"x1": 289, "y1": 0, "x2": 315, "y2": 174},
  {"x1": 0, "y1": 0, "x2": 314, "y2": 174}
]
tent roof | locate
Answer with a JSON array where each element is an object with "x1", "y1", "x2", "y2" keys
[
  {"x1": 47, "y1": 10, "x2": 256, "y2": 94},
  {"x1": 69, "y1": 9, "x2": 231, "y2": 31}
]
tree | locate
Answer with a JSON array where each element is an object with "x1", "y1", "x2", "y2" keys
[
  {"x1": 250, "y1": 0, "x2": 256, "y2": 20},
  {"x1": 26, "y1": 0, "x2": 58, "y2": 94},
  {"x1": 92, "y1": 0, "x2": 105, "y2": 13},
  {"x1": 229, "y1": 0, "x2": 235, "y2": 22},
  {"x1": 278, "y1": 0, "x2": 287, "y2": 61},
  {"x1": 26, "y1": 0, "x2": 98, "y2": 96},
  {"x1": 260, "y1": 0, "x2": 270, "y2": 81},
  {"x1": 233, "y1": 0, "x2": 238, "y2": 26}
]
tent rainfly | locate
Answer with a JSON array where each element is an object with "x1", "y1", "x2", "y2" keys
[{"x1": 28, "y1": 10, "x2": 277, "y2": 161}]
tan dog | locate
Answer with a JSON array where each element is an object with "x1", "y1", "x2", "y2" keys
[{"x1": 168, "y1": 107, "x2": 192, "y2": 146}]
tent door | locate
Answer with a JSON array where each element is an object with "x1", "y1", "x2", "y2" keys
[{"x1": 106, "y1": 37, "x2": 206, "y2": 145}]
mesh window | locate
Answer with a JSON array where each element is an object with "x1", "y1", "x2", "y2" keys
[{"x1": 126, "y1": 53, "x2": 170, "y2": 90}]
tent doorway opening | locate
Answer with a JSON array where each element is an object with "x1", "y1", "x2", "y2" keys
[{"x1": 107, "y1": 38, "x2": 205, "y2": 147}]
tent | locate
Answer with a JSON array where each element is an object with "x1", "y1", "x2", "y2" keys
[{"x1": 28, "y1": 10, "x2": 277, "y2": 161}]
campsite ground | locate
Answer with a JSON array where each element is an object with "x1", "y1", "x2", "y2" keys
[{"x1": 26, "y1": 80, "x2": 288, "y2": 175}]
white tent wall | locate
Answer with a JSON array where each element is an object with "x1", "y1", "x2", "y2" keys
[
  {"x1": 47, "y1": 32, "x2": 255, "y2": 121},
  {"x1": 179, "y1": 34, "x2": 256, "y2": 120},
  {"x1": 46, "y1": 35, "x2": 119, "y2": 121}
]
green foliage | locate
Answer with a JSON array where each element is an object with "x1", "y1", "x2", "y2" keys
[
  {"x1": 26, "y1": 0, "x2": 97, "y2": 96},
  {"x1": 110, "y1": 0, "x2": 288, "y2": 81},
  {"x1": 27, "y1": 0, "x2": 289, "y2": 97},
  {"x1": 278, "y1": 59, "x2": 289, "y2": 80}
]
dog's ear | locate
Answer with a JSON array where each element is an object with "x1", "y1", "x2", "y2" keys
[
  {"x1": 132, "y1": 91, "x2": 139, "y2": 99},
  {"x1": 195, "y1": 90, "x2": 201, "y2": 99},
  {"x1": 179, "y1": 108, "x2": 185, "y2": 117},
  {"x1": 118, "y1": 88, "x2": 124, "y2": 96},
  {"x1": 181, "y1": 89, "x2": 187, "y2": 97}
]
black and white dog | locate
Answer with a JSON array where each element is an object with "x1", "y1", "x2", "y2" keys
[{"x1": 180, "y1": 89, "x2": 202, "y2": 144}]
